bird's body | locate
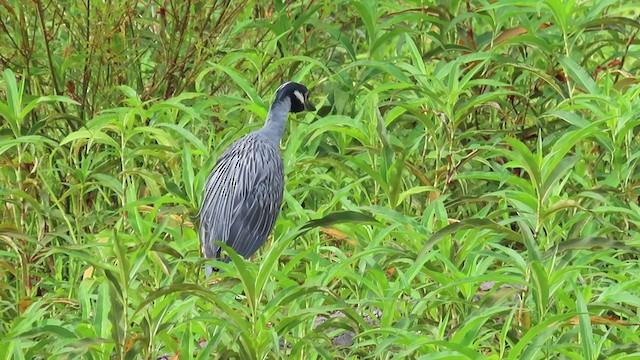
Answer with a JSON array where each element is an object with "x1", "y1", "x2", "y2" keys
[
  {"x1": 200, "y1": 132, "x2": 284, "y2": 261},
  {"x1": 199, "y1": 82, "x2": 315, "y2": 276}
]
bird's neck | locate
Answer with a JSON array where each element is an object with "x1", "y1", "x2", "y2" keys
[{"x1": 259, "y1": 97, "x2": 291, "y2": 143}]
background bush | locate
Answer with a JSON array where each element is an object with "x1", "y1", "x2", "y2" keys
[{"x1": 1, "y1": 0, "x2": 639, "y2": 358}]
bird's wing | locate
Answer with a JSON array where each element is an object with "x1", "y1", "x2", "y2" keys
[
  {"x1": 199, "y1": 134, "x2": 284, "y2": 260},
  {"x1": 199, "y1": 142, "x2": 240, "y2": 259},
  {"x1": 226, "y1": 138, "x2": 284, "y2": 258}
]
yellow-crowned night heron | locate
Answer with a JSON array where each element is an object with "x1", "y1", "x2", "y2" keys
[{"x1": 200, "y1": 82, "x2": 316, "y2": 276}]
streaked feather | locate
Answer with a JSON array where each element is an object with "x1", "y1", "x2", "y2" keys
[{"x1": 199, "y1": 132, "x2": 284, "y2": 262}]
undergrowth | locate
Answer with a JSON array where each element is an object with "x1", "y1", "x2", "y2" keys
[{"x1": 1, "y1": 0, "x2": 639, "y2": 359}]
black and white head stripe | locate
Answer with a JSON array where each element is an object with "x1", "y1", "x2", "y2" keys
[
  {"x1": 273, "y1": 81, "x2": 314, "y2": 113},
  {"x1": 275, "y1": 81, "x2": 293, "y2": 93},
  {"x1": 293, "y1": 90, "x2": 305, "y2": 105}
]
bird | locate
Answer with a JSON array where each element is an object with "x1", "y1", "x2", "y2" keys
[{"x1": 199, "y1": 81, "x2": 316, "y2": 276}]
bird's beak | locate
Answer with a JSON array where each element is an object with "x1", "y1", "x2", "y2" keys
[{"x1": 304, "y1": 97, "x2": 316, "y2": 111}]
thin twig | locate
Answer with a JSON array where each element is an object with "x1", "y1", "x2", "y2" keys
[
  {"x1": 614, "y1": 16, "x2": 640, "y2": 84},
  {"x1": 34, "y1": 0, "x2": 66, "y2": 113}
]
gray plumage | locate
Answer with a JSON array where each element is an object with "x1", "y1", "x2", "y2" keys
[{"x1": 199, "y1": 82, "x2": 315, "y2": 276}]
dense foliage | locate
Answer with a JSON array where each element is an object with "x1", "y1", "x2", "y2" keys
[{"x1": 1, "y1": 0, "x2": 639, "y2": 358}]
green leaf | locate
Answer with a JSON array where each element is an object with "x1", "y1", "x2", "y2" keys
[
  {"x1": 218, "y1": 242, "x2": 256, "y2": 311},
  {"x1": 388, "y1": 153, "x2": 406, "y2": 209},
  {"x1": 321, "y1": 25, "x2": 357, "y2": 61},
  {"x1": 351, "y1": 0, "x2": 378, "y2": 48},
  {"x1": 3, "y1": 68, "x2": 21, "y2": 120},
  {"x1": 397, "y1": 186, "x2": 440, "y2": 206},
  {"x1": 183, "y1": 147, "x2": 195, "y2": 202},
  {"x1": 300, "y1": 210, "x2": 379, "y2": 233},
  {"x1": 546, "y1": 237, "x2": 640, "y2": 257},
  {"x1": 18, "y1": 325, "x2": 77, "y2": 339},
  {"x1": 544, "y1": 0, "x2": 569, "y2": 32},
  {"x1": 180, "y1": 322, "x2": 193, "y2": 358},
  {"x1": 507, "y1": 313, "x2": 577, "y2": 360},
  {"x1": 95, "y1": 281, "x2": 111, "y2": 340},
  {"x1": 541, "y1": 199, "x2": 582, "y2": 221},
  {"x1": 270, "y1": 55, "x2": 334, "y2": 78},
  {"x1": 541, "y1": 155, "x2": 578, "y2": 204},
  {"x1": 60, "y1": 129, "x2": 119, "y2": 148},
  {"x1": 506, "y1": 63, "x2": 564, "y2": 96},
  {"x1": 456, "y1": 90, "x2": 520, "y2": 120},
  {"x1": 135, "y1": 283, "x2": 216, "y2": 314},
  {"x1": 0, "y1": 135, "x2": 59, "y2": 156},
  {"x1": 580, "y1": 16, "x2": 640, "y2": 32},
  {"x1": 504, "y1": 137, "x2": 542, "y2": 194},
  {"x1": 520, "y1": 220, "x2": 541, "y2": 262},
  {"x1": 197, "y1": 63, "x2": 263, "y2": 107},
  {"x1": 573, "y1": 281, "x2": 595, "y2": 360},
  {"x1": 20, "y1": 95, "x2": 80, "y2": 120},
  {"x1": 0, "y1": 101, "x2": 17, "y2": 128},
  {"x1": 419, "y1": 219, "x2": 522, "y2": 258},
  {"x1": 530, "y1": 261, "x2": 549, "y2": 316},
  {"x1": 559, "y1": 55, "x2": 601, "y2": 95},
  {"x1": 301, "y1": 115, "x2": 368, "y2": 144},
  {"x1": 404, "y1": 34, "x2": 427, "y2": 75},
  {"x1": 255, "y1": 227, "x2": 301, "y2": 305}
]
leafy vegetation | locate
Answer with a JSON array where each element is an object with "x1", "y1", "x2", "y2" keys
[{"x1": 1, "y1": 0, "x2": 639, "y2": 358}]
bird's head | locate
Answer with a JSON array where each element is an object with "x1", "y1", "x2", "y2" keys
[{"x1": 274, "y1": 82, "x2": 316, "y2": 113}]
